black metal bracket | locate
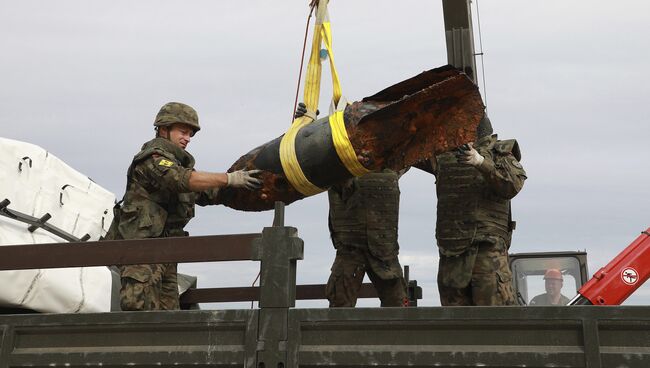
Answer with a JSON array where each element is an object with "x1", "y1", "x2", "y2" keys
[
  {"x1": 404, "y1": 265, "x2": 423, "y2": 307},
  {"x1": 59, "y1": 185, "x2": 70, "y2": 206},
  {"x1": 0, "y1": 198, "x2": 90, "y2": 242},
  {"x1": 17, "y1": 156, "x2": 32, "y2": 172},
  {"x1": 27, "y1": 213, "x2": 52, "y2": 233},
  {"x1": 272, "y1": 201, "x2": 285, "y2": 227}
]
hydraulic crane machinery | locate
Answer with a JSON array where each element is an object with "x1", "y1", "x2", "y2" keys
[{"x1": 570, "y1": 229, "x2": 650, "y2": 305}]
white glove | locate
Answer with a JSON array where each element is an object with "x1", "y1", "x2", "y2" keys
[
  {"x1": 227, "y1": 169, "x2": 263, "y2": 190},
  {"x1": 458, "y1": 143, "x2": 484, "y2": 167}
]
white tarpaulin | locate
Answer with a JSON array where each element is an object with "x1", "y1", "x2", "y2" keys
[{"x1": 0, "y1": 137, "x2": 116, "y2": 313}]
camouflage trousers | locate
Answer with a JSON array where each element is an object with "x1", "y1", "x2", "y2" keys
[
  {"x1": 326, "y1": 246, "x2": 407, "y2": 308},
  {"x1": 118, "y1": 263, "x2": 180, "y2": 311},
  {"x1": 437, "y1": 239, "x2": 516, "y2": 306}
]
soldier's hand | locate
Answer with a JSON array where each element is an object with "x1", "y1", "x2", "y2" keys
[
  {"x1": 294, "y1": 102, "x2": 319, "y2": 120},
  {"x1": 456, "y1": 143, "x2": 484, "y2": 167},
  {"x1": 227, "y1": 169, "x2": 263, "y2": 190}
]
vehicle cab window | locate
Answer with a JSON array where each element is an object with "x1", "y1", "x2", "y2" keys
[{"x1": 509, "y1": 253, "x2": 588, "y2": 306}]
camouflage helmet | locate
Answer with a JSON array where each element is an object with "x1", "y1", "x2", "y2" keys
[{"x1": 154, "y1": 102, "x2": 200, "y2": 134}]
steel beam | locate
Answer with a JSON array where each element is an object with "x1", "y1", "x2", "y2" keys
[{"x1": 442, "y1": 0, "x2": 478, "y2": 82}]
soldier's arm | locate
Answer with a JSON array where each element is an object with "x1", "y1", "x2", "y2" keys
[
  {"x1": 187, "y1": 170, "x2": 264, "y2": 206},
  {"x1": 187, "y1": 171, "x2": 228, "y2": 191},
  {"x1": 475, "y1": 153, "x2": 526, "y2": 199},
  {"x1": 145, "y1": 155, "x2": 235, "y2": 194}
]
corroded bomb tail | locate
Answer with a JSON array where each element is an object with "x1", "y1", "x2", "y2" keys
[{"x1": 216, "y1": 65, "x2": 484, "y2": 211}]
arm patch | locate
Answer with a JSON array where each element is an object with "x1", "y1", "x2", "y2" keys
[{"x1": 158, "y1": 159, "x2": 174, "y2": 167}]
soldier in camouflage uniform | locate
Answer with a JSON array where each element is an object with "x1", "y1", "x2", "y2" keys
[
  {"x1": 293, "y1": 103, "x2": 407, "y2": 307},
  {"x1": 104, "y1": 102, "x2": 262, "y2": 311},
  {"x1": 325, "y1": 170, "x2": 408, "y2": 307},
  {"x1": 432, "y1": 115, "x2": 526, "y2": 306}
]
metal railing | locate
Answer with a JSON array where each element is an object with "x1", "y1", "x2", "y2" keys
[{"x1": 0, "y1": 201, "x2": 420, "y2": 307}]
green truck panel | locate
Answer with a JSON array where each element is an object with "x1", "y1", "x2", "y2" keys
[{"x1": 2, "y1": 306, "x2": 650, "y2": 367}]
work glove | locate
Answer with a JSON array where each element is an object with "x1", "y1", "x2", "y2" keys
[
  {"x1": 227, "y1": 169, "x2": 263, "y2": 190},
  {"x1": 294, "y1": 102, "x2": 319, "y2": 120},
  {"x1": 456, "y1": 143, "x2": 484, "y2": 167}
]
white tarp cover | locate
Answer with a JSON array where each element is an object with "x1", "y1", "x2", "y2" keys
[{"x1": 0, "y1": 137, "x2": 115, "y2": 313}]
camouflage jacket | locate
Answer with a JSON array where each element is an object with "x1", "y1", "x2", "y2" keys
[
  {"x1": 105, "y1": 138, "x2": 219, "y2": 240},
  {"x1": 434, "y1": 134, "x2": 527, "y2": 255}
]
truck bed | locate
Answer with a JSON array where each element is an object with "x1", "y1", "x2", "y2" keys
[{"x1": 2, "y1": 305, "x2": 649, "y2": 367}]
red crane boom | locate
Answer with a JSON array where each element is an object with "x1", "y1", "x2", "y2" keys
[{"x1": 571, "y1": 228, "x2": 650, "y2": 305}]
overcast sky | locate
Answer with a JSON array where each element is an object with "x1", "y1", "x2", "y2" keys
[{"x1": 1, "y1": 0, "x2": 649, "y2": 308}]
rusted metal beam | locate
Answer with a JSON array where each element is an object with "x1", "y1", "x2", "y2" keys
[
  {"x1": 180, "y1": 283, "x2": 378, "y2": 304},
  {"x1": 0, "y1": 233, "x2": 260, "y2": 271},
  {"x1": 216, "y1": 66, "x2": 484, "y2": 211}
]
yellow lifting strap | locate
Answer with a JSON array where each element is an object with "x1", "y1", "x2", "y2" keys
[
  {"x1": 279, "y1": 0, "x2": 369, "y2": 196},
  {"x1": 329, "y1": 110, "x2": 370, "y2": 177}
]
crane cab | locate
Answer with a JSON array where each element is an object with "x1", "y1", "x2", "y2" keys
[{"x1": 509, "y1": 251, "x2": 589, "y2": 306}]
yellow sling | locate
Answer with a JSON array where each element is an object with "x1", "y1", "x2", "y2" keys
[{"x1": 279, "y1": 0, "x2": 369, "y2": 196}]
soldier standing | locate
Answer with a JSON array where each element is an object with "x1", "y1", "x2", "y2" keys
[
  {"x1": 105, "y1": 102, "x2": 262, "y2": 311},
  {"x1": 292, "y1": 103, "x2": 408, "y2": 307},
  {"x1": 325, "y1": 170, "x2": 408, "y2": 307},
  {"x1": 432, "y1": 115, "x2": 526, "y2": 306}
]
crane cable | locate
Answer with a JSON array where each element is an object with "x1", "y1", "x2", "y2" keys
[
  {"x1": 474, "y1": 0, "x2": 488, "y2": 110},
  {"x1": 291, "y1": 2, "x2": 318, "y2": 124}
]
